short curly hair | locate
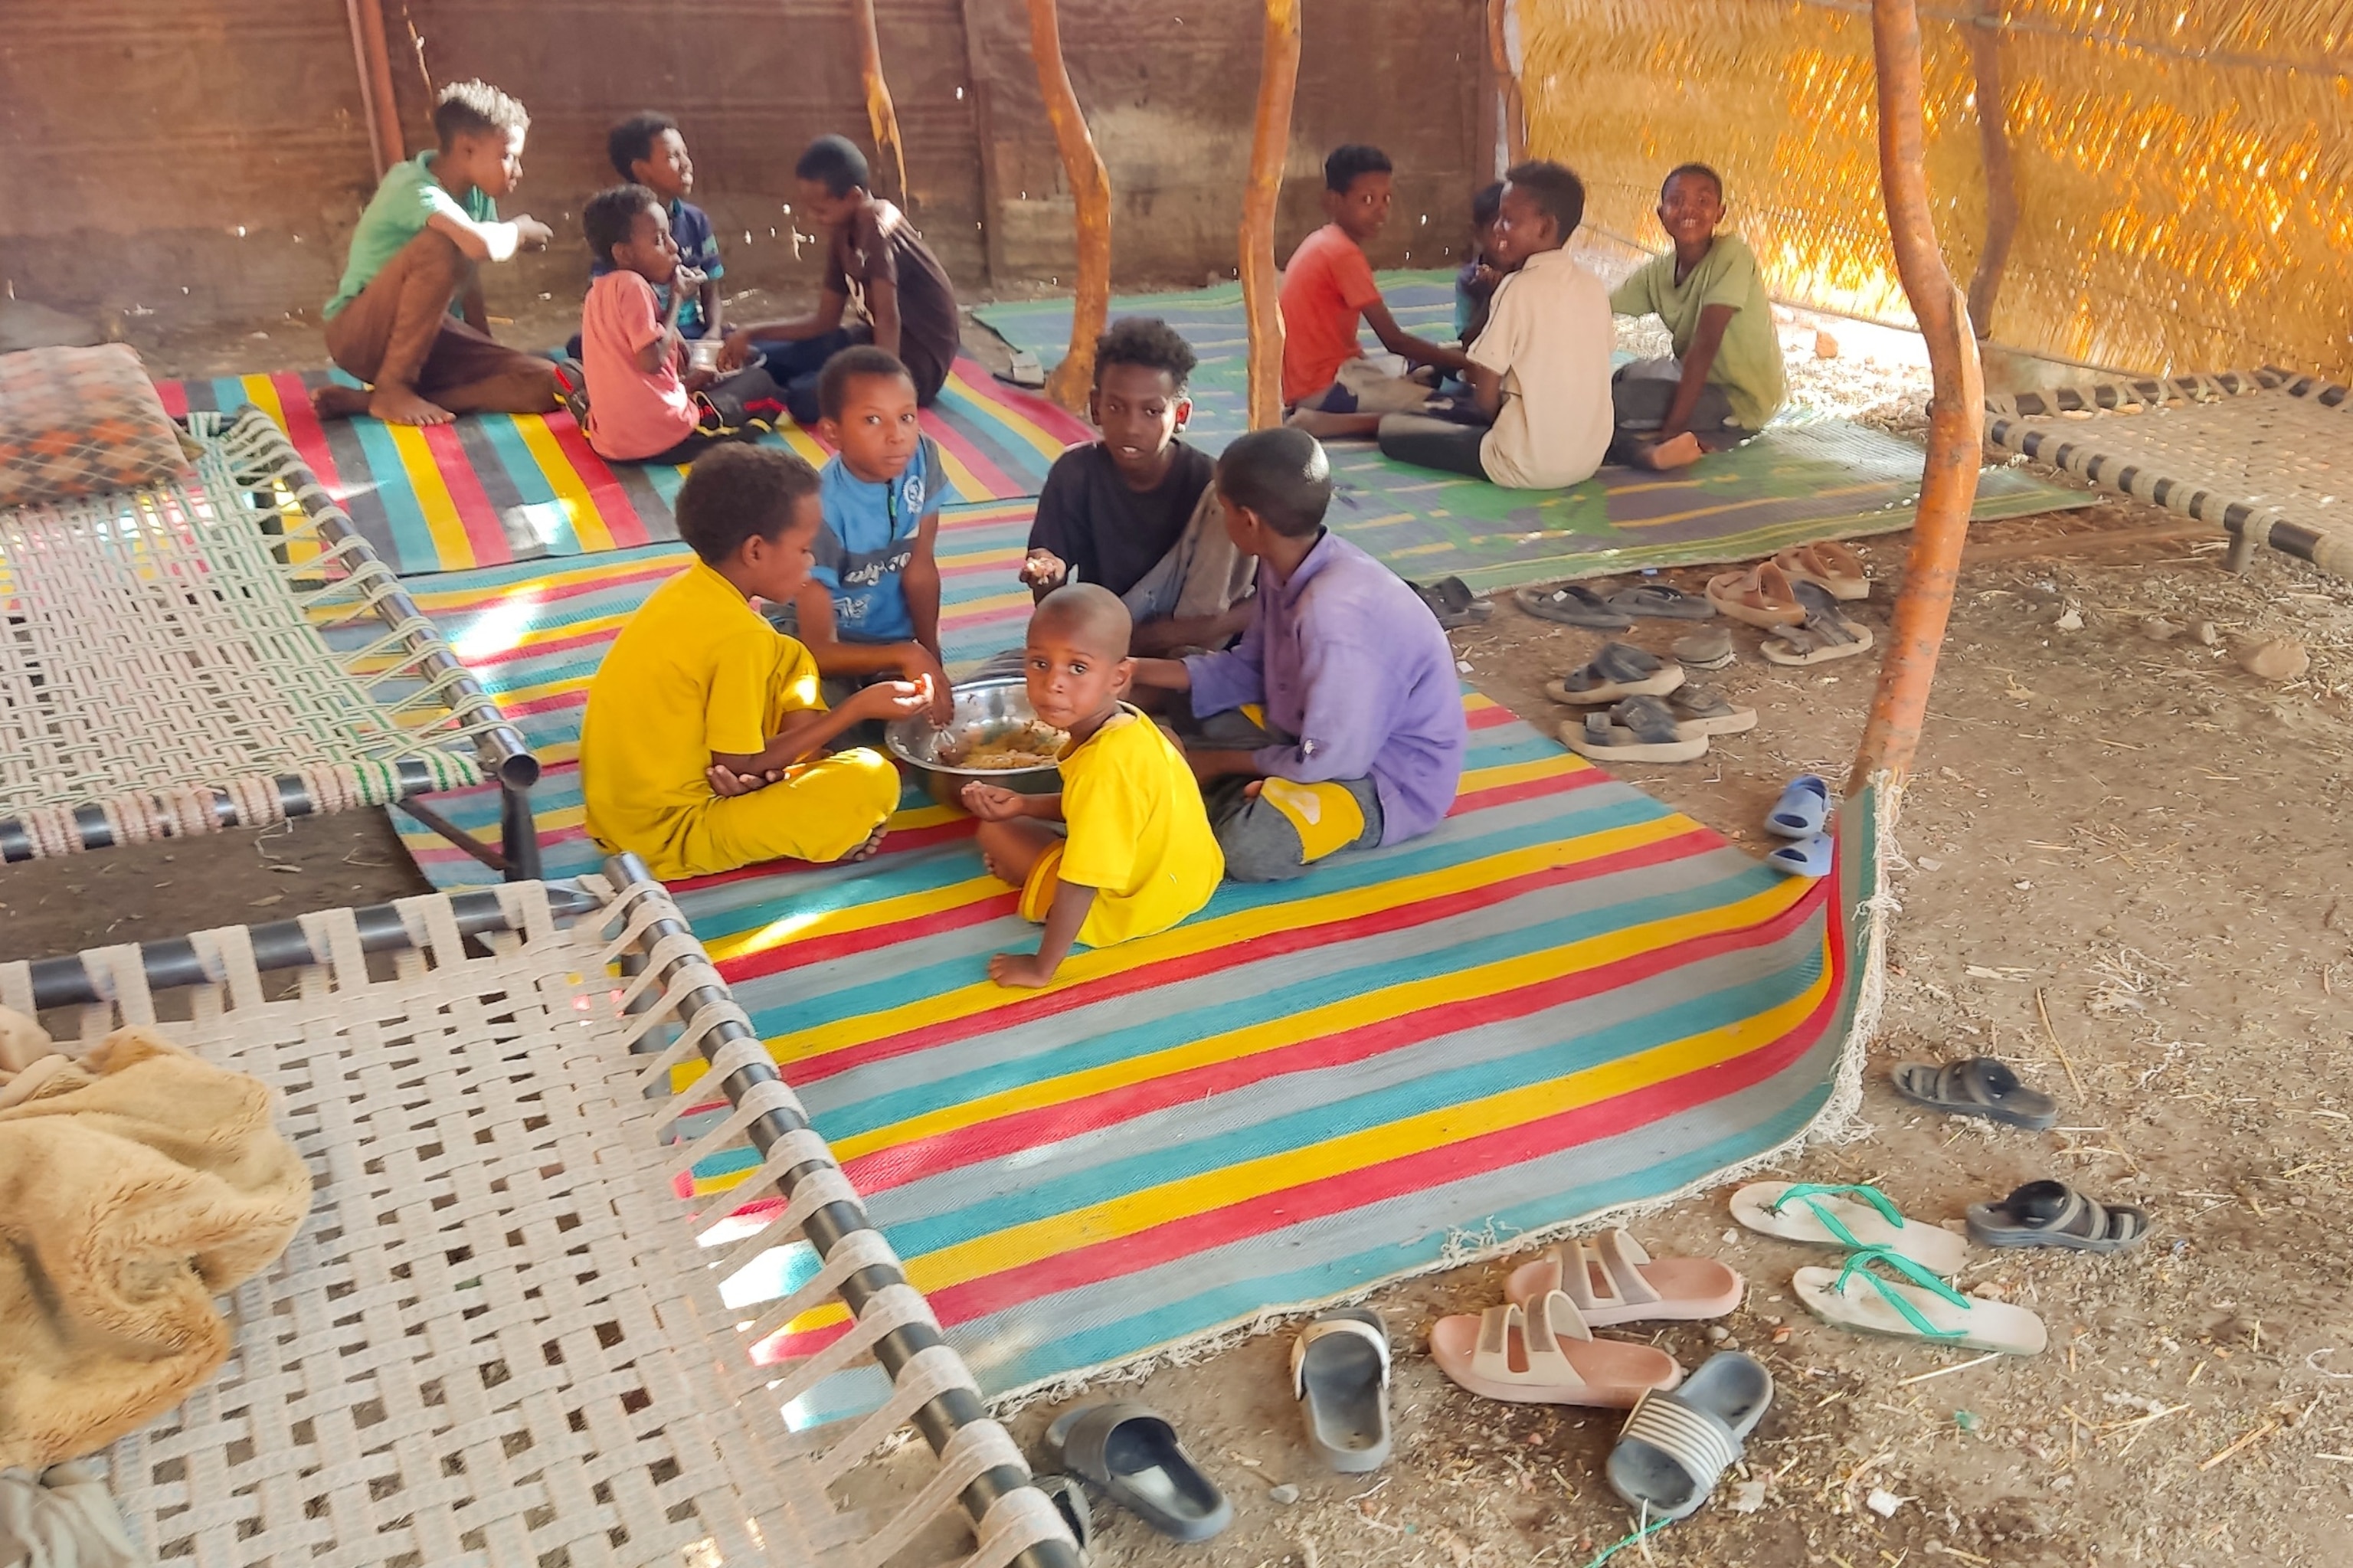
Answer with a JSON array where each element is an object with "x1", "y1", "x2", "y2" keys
[
  {"x1": 1093, "y1": 316, "x2": 1196, "y2": 392},
  {"x1": 582, "y1": 185, "x2": 661, "y2": 267},
  {"x1": 433, "y1": 80, "x2": 529, "y2": 146},
  {"x1": 675, "y1": 446, "x2": 822, "y2": 566},
  {"x1": 608, "y1": 111, "x2": 679, "y2": 180}
]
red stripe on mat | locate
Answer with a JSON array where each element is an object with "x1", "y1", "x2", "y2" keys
[
  {"x1": 840, "y1": 879, "x2": 1826, "y2": 1196},
  {"x1": 269, "y1": 371, "x2": 350, "y2": 499},
  {"x1": 918, "y1": 411, "x2": 1023, "y2": 501},
  {"x1": 541, "y1": 412, "x2": 650, "y2": 548},
  {"x1": 750, "y1": 821, "x2": 1723, "y2": 1084}
]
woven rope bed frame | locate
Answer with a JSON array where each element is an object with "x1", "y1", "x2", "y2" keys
[
  {"x1": 0, "y1": 408, "x2": 540, "y2": 874},
  {"x1": 1985, "y1": 368, "x2": 2353, "y2": 578},
  {"x1": 3, "y1": 859, "x2": 1078, "y2": 1568}
]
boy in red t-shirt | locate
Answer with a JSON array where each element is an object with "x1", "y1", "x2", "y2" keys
[{"x1": 1281, "y1": 144, "x2": 1471, "y2": 440}]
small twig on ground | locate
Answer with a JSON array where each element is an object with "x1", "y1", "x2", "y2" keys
[
  {"x1": 1894, "y1": 1352, "x2": 2002, "y2": 1387},
  {"x1": 2035, "y1": 987, "x2": 2086, "y2": 1100},
  {"x1": 2199, "y1": 1420, "x2": 2277, "y2": 1471}
]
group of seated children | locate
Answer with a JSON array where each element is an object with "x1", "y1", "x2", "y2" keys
[
  {"x1": 1280, "y1": 146, "x2": 1786, "y2": 489},
  {"x1": 315, "y1": 80, "x2": 961, "y2": 460},
  {"x1": 581, "y1": 341, "x2": 1467, "y2": 987}
]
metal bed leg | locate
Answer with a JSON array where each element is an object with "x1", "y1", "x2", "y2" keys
[{"x1": 499, "y1": 776, "x2": 542, "y2": 882}]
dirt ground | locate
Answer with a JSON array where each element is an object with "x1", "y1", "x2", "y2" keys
[{"x1": 10, "y1": 307, "x2": 2352, "y2": 1568}]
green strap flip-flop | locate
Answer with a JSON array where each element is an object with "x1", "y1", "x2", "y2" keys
[
  {"x1": 1730, "y1": 1181, "x2": 1969, "y2": 1275},
  {"x1": 1793, "y1": 1246, "x2": 2048, "y2": 1355}
]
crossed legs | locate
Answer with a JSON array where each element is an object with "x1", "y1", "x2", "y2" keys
[{"x1": 317, "y1": 228, "x2": 561, "y2": 426}]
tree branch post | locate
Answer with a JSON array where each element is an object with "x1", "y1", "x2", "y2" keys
[
  {"x1": 1487, "y1": 0, "x2": 1526, "y2": 166},
  {"x1": 1025, "y1": 0, "x2": 1113, "y2": 411},
  {"x1": 1964, "y1": 0, "x2": 2020, "y2": 336},
  {"x1": 1849, "y1": 0, "x2": 1986, "y2": 800},
  {"x1": 1241, "y1": 0, "x2": 1302, "y2": 430},
  {"x1": 850, "y1": 0, "x2": 910, "y2": 205}
]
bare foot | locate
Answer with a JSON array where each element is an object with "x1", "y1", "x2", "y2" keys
[
  {"x1": 311, "y1": 385, "x2": 372, "y2": 421},
  {"x1": 1638, "y1": 431, "x2": 1706, "y2": 470},
  {"x1": 366, "y1": 384, "x2": 456, "y2": 427},
  {"x1": 1284, "y1": 408, "x2": 1384, "y2": 440},
  {"x1": 845, "y1": 825, "x2": 888, "y2": 863},
  {"x1": 979, "y1": 846, "x2": 1009, "y2": 884}
]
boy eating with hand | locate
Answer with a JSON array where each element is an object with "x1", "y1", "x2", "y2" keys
[
  {"x1": 1019, "y1": 317, "x2": 1254, "y2": 657},
  {"x1": 780, "y1": 347, "x2": 954, "y2": 719},
  {"x1": 1607, "y1": 163, "x2": 1787, "y2": 468},
  {"x1": 581, "y1": 445, "x2": 920, "y2": 880},
  {"x1": 565, "y1": 113, "x2": 727, "y2": 362},
  {"x1": 577, "y1": 185, "x2": 783, "y2": 464},
  {"x1": 316, "y1": 80, "x2": 565, "y2": 427},
  {"x1": 964, "y1": 584, "x2": 1222, "y2": 988},
  {"x1": 1131, "y1": 428, "x2": 1466, "y2": 881}
]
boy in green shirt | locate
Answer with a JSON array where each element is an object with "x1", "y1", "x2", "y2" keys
[
  {"x1": 1607, "y1": 163, "x2": 1787, "y2": 470},
  {"x1": 314, "y1": 80, "x2": 565, "y2": 427}
]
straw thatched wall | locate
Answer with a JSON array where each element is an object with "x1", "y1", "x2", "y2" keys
[{"x1": 1517, "y1": 0, "x2": 2353, "y2": 379}]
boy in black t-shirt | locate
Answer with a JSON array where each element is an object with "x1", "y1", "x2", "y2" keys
[
  {"x1": 723, "y1": 136, "x2": 961, "y2": 427},
  {"x1": 1019, "y1": 318, "x2": 1255, "y2": 657}
]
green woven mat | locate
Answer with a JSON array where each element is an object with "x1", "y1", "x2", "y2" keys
[{"x1": 977, "y1": 275, "x2": 2090, "y2": 589}]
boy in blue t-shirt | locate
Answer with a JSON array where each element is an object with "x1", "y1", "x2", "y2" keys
[
  {"x1": 786, "y1": 347, "x2": 955, "y2": 717},
  {"x1": 567, "y1": 113, "x2": 726, "y2": 361}
]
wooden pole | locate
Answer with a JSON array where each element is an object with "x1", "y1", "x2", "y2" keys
[
  {"x1": 345, "y1": 0, "x2": 404, "y2": 178},
  {"x1": 1849, "y1": 0, "x2": 1986, "y2": 797},
  {"x1": 1487, "y1": 0, "x2": 1525, "y2": 165},
  {"x1": 1241, "y1": 0, "x2": 1301, "y2": 431},
  {"x1": 1025, "y1": 0, "x2": 1113, "y2": 412},
  {"x1": 1964, "y1": 0, "x2": 2020, "y2": 336},
  {"x1": 850, "y1": 0, "x2": 910, "y2": 206}
]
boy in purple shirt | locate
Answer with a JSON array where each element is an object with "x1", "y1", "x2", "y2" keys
[{"x1": 1131, "y1": 427, "x2": 1467, "y2": 880}]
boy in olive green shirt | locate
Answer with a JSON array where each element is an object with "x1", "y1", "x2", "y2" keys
[{"x1": 1606, "y1": 163, "x2": 1787, "y2": 470}]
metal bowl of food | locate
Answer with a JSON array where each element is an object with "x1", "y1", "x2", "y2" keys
[{"x1": 885, "y1": 677, "x2": 1067, "y2": 805}]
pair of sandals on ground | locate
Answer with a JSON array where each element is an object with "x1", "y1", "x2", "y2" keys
[{"x1": 1519, "y1": 541, "x2": 1874, "y2": 665}]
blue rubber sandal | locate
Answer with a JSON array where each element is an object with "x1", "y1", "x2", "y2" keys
[
  {"x1": 1766, "y1": 774, "x2": 1831, "y2": 837},
  {"x1": 1766, "y1": 833, "x2": 1832, "y2": 878}
]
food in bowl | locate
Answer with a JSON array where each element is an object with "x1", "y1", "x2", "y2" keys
[{"x1": 939, "y1": 721, "x2": 1066, "y2": 771}]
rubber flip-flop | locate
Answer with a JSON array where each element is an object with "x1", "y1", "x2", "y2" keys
[
  {"x1": 1766, "y1": 774, "x2": 1831, "y2": 838},
  {"x1": 1544, "y1": 643, "x2": 1686, "y2": 705},
  {"x1": 1766, "y1": 833, "x2": 1833, "y2": 878},
  {"x1": 1794, "y1": 1246, "x2": 2048, "y2": 1355},
  {"x1": 1608, "y1": 584, "x2": 1716, "y2": 621},
  {"x1": 1428, "y1": 1290, "x2": 1684, "y2": 1409},
  {"x1": 1673, "y1": 625, "x2": 1736, "y2": 671},
  {"x1": 1605, "y1": 1351, "x2": 1775, "y2": 1523},
  {"x1": 1891, "y1": 1057, "x2": 2060, "y2": 1131},
  {"x1": 1504, "y1": 1229, "x2": 1746, "y2": 1325},
  {"x1": 1045, "y1": 1402, "x2": 1232, "y2": 1542},
  {"x1": 1030, "y1": 1474, "x2": 1093, "y2": 1557},
  {"x1": 1291, "y1": 1308, "x2": 1392, "y2": 1472},
  {"x1": 1730, "y1": 1181, "x2": 1968, "y2": 1275},
  {"x1": 1705, "y1": 562, "x2": 1806, "y2": 628},
  {"x1": 1967, "y1": 1179, "x2": 2149, "y2": 1254},
  {"x1": 1410, "y1": 576, "x2": 1492, "y2": 630},
  {"x1": 1564, "y1": 698, "x2": 1710, "y2": 764},
  {"x1": 1667, "y1": 683, "x2": 1756, "y2": 735},
  {"x1": 1773, "y1": 542, "x2": 1870, "y2": 601},
  {"x1": 1516, "y1": 583, "x2": 1633, "y2": 630},
  {"x1": 1762, "y1": 582, "x2": 1875, "y2": 665}
]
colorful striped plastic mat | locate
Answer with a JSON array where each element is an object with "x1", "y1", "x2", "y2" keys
[
  {"x1": 159, "y1": 356, "x2": 1088, "y2": 576},
  {"x1": 979, "y1": 274, "x2": 2090, "y2": 589}
]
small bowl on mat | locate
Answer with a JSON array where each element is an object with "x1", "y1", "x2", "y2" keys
[{"x1": 885, "y1": 677, "x2": 1066, "y2": 807}]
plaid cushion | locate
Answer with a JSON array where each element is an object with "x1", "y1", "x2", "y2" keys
[{"x1": 0, "y1": 344, "x2": 189, "y2": 507}]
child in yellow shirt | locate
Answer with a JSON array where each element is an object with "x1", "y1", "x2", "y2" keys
[
  {"x1": 962, "y1": 584, "x2": 1222, "y2": 987},
  {"x1": 581, "y1": 445, "x2": 928, "y2": 879}
]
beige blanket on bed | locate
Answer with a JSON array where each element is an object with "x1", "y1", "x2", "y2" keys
[{"x1": 0, "y1": 1007, "x2": 311, "y2": 1471}]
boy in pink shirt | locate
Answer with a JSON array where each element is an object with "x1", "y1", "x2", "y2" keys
[{"x1": 578, "y1": 185, "x2": 783, "y2": 465}]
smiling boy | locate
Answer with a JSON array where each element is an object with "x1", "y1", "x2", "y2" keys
[
  {"x1": 723, "y1": 135, "x2": 961, "y2": 426},
  {"x1": 963, "y1": 584, "x2": 1222, "y2": 988},
  {"x1": 1281, "y1": 144, "x2": 1471, "y2": 440},
  {"x1": 1019, "y1": 317, "x2": 1255, "y2": 657},
  {"x1": 1607, "y1": 163, "x2": 1787, "y2": 469},
  {"x1": 316, "y1": 80, "x2": 563, "y2": 427}
]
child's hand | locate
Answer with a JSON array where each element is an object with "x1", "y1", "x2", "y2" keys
[
  {"x1": 673, "y1": 264, "x2": 708, "y2": 294},
  {"x1": 960, "y1": 781, "x2": 1026, "y2": 820},
  {"x1": 707, "y1": 762, "x2": 781, "y2": 797},
  {"x1": 513, "y1": 216, "x2": 555, "y2": 251},
  {"x1": 1019, "y1": 550, "x2": 1068, "y2": 591},
  {"x1": 717, "y1": 329, "x2": 754, "y2": 372},
  {"x1": 988, "y1": 951, "x2": 1059, "y2": 989},
  {"x1": 853, "y1": 679, "x2": 931, "y2": 723},
  {"x1": 901, "y1": 652, "x2": 954, "y2": 723}
]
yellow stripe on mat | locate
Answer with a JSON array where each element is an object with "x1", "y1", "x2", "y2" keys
[{"x1": 385, "y1": 424, "x2": 473, "y2": 569}]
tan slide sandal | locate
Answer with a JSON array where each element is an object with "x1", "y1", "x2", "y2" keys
[
  {"x1": 1772, "y1": 542, "x2": 1870, "y2": 601},
  {"x1": 1429, "y1": 1291, "x2": 1685, "y2": 1408},
  {"x1": 1794, "y1": 1246, "x2": 2047, "y2": 1355},
  {"x1": 1704, "y1": 562, "x2": 1805, "y2": 628},
  {"x1": 1504, "y1": 1229, "x2": 1746, "y2": 1325}
]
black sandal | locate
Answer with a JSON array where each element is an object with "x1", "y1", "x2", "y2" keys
[
  {"x1": 1890, "y1": 1057, "x2": 2060, "y2": 1130},
  {"x1": 1967, "y1": 1180, "x2": 2148, "y2": 1253}
]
